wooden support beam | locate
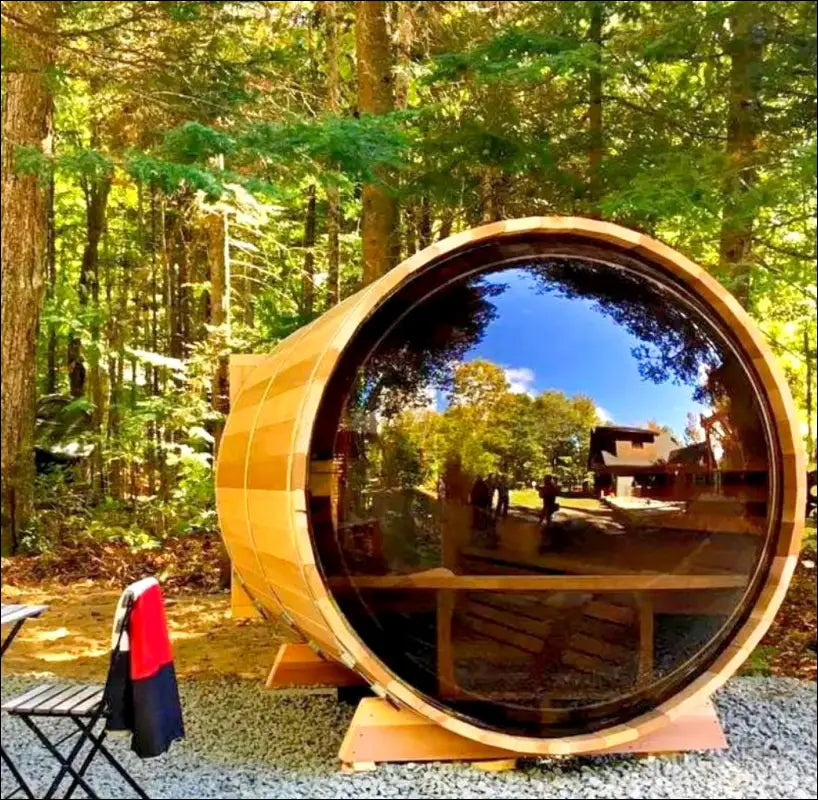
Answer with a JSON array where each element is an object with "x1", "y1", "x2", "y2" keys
[
  {"x1": 328, "y1": 573, "x2": 747, "y2": 592},
  {"x1": 338, "y1": 697, "x2": 727, "y2": 771},
  {"x1": 266, "y1": 643, "x2": 366, "y2": 689},
  {"x1": 230, "y1": 570, "x2": 261, "y2": 620}
]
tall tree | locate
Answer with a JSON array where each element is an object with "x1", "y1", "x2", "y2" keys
[
  {"x1": 323, "y1": 0, "x2": 342, "y2": 306},
  {"x1": 68, "y1": 118, "x2": 111, "y2": 399},
  {"x1": 1, "y1": 1, "x2": 58, "y2": 553},
  {"x1": 719, "y1": 2, "x2": 766, "y2": 310},
  {"x1": 587, "y1": 0, "x2": 604, "y2": 216},
  {"x1": 355, "y1": 0, "x2": 398, "y2": 284},
  {"x1": 207, "y1": 209, "x2": 229, "y2": 451},
  {"x1": 300, "y1": 183, "x2": 317, "y2": 317}
]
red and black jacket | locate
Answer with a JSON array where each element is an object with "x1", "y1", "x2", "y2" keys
[{"x1": 106, "y1": 578, "x2": 184, "y2": 758}]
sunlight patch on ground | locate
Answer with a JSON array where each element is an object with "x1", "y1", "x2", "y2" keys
[{"x1": 1, "y1": 583, "x2": 293, "y2": 683}]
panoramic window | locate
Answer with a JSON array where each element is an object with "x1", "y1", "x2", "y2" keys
[{"x1": 308, "y1": 243, "x2": 776, "y2": 737}]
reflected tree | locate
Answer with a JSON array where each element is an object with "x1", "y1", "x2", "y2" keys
[
  {"x1": 351, "y1": 279, "x2": 504, "y2": 416},
  {"x1": 528, "y1": 258, "x2": 722, "y2": 391}
]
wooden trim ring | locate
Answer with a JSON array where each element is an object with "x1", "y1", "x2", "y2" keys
[{"x1": 216, "y1": 217, "x2": 805, "y2": 755}]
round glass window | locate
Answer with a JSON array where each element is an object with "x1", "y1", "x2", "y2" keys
[{"x1": 308, "y1": 237, "x2": 778, "y2": 737}]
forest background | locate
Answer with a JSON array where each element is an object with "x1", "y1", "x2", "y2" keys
[{"x1": 1, "y1": 1, "x2": 815, "y2": 564}]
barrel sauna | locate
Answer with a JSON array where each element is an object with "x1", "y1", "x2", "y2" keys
[{"x1": 216, "y1": 217, "x2": 804, "y2": 755}]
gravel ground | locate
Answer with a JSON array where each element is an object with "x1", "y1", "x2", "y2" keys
[{"x1": 1, "y1": 676, "x2": 815, "y2": 799}]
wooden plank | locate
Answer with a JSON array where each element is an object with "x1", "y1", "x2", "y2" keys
[
  {"x1": 472, "y1": 759, "x2": 518, "y2": 772},
  {"x1": 266, "y1": 643, "x2": 365, "y2": 688},
  {"x1": 2, "y1": 684, "x2": 59, "y2": 713},
  {"x1": 436, "y1": 590, "x2": 457, "y2": 696},
  {"x1": 569, "y1": 632, "x2": 632, "y2": 664},
  {"x1": 68, "y1": 689, "x2": 105, "y2": 716},
  {"x1": 562, "y1": 649, "x2": 625, "y2": 678},
  {"x1": 462, "y1": 545, "x2": 654, "y2": 576},
  {"x1": 230, "y1": 570, "x2": 261, "y2": 620},
  {"x1": 9, "y1": 685, "x2": 70, "y2": 714},
  {"x1": 583, "y1": 600, "x2": 635, "y2": 626},
  {"x1": 574, "y1": 614, "x2": 634, "y2": 642},
  {"x1": 460, "y1": 614, "x2": 545, "y2": 654},
  {"x1": 593, "y1": 700, "x2": 727, "y2": 754},
  {"x1": 338, "y1": 697, "x2": 520, "y2": 765},
  {"x1": 228, "y1": 354, "x2": 270, "y2": 404},
  {"x1": 52, "y1": 685, "x2": 103, "y2": 715},
  {"x1": 31, "y1": 685, "x2": 90, "y2": 714},
  {"x1": 337, "y1": 697, "x2": 726, "y2": 766},
  {"x1": 463, "y1": 600, "x2": 555, "y2": 638},
  {"x1": 328, "y1": 574, "x2": 747, "y2": 591}
]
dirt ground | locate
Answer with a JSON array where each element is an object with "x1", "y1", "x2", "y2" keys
[
  {"x1": 1, "y1": 520, "x2": 814, "y2": 683},
  {"x1": 0, "y1": 581, "x2": 293, "y2": 683}
]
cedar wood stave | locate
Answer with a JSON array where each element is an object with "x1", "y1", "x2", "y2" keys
[{"x1": 216, "y1": 217, "x2": 805, "y2": 755}]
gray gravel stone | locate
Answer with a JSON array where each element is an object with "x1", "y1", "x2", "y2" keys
[{"x1": 1, "y1": 676, "x2": 815, "y2": 798}]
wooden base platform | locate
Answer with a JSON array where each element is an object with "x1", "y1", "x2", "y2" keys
[
  {"x1": 266, "y1": 643, "x2": 366, "y2": 688},
  {"x1": 338, "y1": 697, "x2": 727, "y2": 772},
  {"x1": 265, "y1": 641, "x2": 726, "y2": 773}
]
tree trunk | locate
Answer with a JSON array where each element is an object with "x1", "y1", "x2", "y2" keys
[
  {"x1": 393, "y1": 1, "x2": 413, "y2": 110},
  {"x1": 176, "y1": 219, "x2": 190, "y2": 350},
  {"x1": 107, "y1": 247, "x2": 130, "y2": 501},
  {"x1": 146, "y1": 189, "x2": 161, "y2": 497},
  {"x1": 417, "y1": 197, "x2": 433, "y2": 249},
  {"x1": 1, "y1": 1, "x2": 57, "y2": 554},
  {"x1": 806, "y1": 326, "x2": 815, "y2": 465},
  {"x1": 355, "y1": 0, "x2": 398, "y2": 285},
  {"x1": 165, "y1": 202, "x2": 188, "y2": 360},
  {"x1": 326, "y1": 185, "x2": 341, "y2": 305},
  {"x1": 403, "y1": 203, "x2": 418, "y2": 255},
  {"x1": 324, "y1": 0, "x2": 342, "y2": 307},
  {"x1": 44, "y1": 170, "x2": 58, "y2": 394},
  {"x1": 477, "y1": 2, "x2": 510, "y2": 224},
  {"x1": 719, "y1": 4, "x2": 765, "y2": 310},
  {"x1": 206, "y1": 211, "x2": 232, "y2": 589},
  {"x1": 68, "y1": 170, "x2": 110, "y2": 399},
  {"x1": 587, "y1": 1, "x2": 604, "y2": 217},
  {"x1": 438, "y1": 209, "x2": 455, "y2": 241},
  {"x1": 207, "y1": 212, "x2": 230, "y2": 453},
  {"x1": 301, "y1": 184, "x2": 317, "y2": 318}
]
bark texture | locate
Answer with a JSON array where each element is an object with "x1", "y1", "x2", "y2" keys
[
  {"x1": 587, "y1": 1, "x2": 604, "y2": 217},
  {"x1": 719, "y1": 4, "x2": 765, "y2": 310},
  {"x1": 324, "y1": 0, "x2": 341, "y2": 306},
  {"x1": 1, "y1": 2, "x2": 57, "y2": 553},
  {"x1": 355, "y1": 0, "x2": 398, "y2": 284}
]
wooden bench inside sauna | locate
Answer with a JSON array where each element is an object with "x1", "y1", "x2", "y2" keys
[{"x1": 217, "y1": 217, "x2": 804, "y2": 765}]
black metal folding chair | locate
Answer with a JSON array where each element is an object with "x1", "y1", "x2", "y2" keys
[{"x1": 2, "y1": 595, "x2": 149, "y2": 799}]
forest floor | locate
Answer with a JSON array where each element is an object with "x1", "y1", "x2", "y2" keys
[
  {"x1": 0, "y1": 579, "x2": 293, "y2": 683},
  {"x1": 1, "y1": 526, "x2": 815, "y2": 683}
]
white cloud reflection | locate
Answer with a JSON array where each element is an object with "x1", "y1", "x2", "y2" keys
[{"x1": 504, "y1": 366, "x2": 536, "y2": 396}]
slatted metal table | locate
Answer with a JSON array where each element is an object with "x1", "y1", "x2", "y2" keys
[
  {"x1": 2, "y1": 602, "x2": 49, "y2": 799},
  {"x1": 1, "y1": 604, "x2": 49, "y2": 657}
]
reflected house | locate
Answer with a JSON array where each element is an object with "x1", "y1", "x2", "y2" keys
[{"x1": 588, "y1": 425, "x2": 711, "y2": 499}]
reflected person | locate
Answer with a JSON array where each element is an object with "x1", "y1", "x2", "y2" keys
[
  {"x1": 470, "y1": 475, "x2": 493, "y2": 530},
  {"x1": 495, "y1": 475, "x2": 510, "y2": 519},
  {"x1": 538, "y1": 475, "x2": 560, "y2": 526}
]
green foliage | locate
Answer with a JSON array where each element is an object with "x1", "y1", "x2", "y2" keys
[
  {"x1": 373, "y1": 360, "x2": 600, "y2": 492},
  {"x1": 125, "y1": 153, "x2": 227, "y2": 197},
  {"x1": 10, "y1": 0, "x2": 815, "y2": 558},
  {"x1": 11, "y1": 145, "x2": 52, "y2": 183}
]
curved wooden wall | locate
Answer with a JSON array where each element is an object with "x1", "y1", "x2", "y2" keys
[{"x1": 216, "y1": 217, "x2": 805, "y2": 755}]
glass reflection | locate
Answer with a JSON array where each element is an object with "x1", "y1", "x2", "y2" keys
[{"x1": 309, "y1": 250, "x2": 773, "y2": 737}]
